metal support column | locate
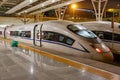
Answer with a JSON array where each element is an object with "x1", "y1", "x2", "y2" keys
[
  {"x1": 19, "y1": 11, "x2": 29, "y2": 24},
  {"x1": 34, "y1": 13, "x2": 44, "y2": 22},
  {"x1": 39, "y1": 12, "x2": 44, "y2": 21},
  {"x1": 91, "y1": 0, "x2": 108, "y2": 21},
  {"x1": 55, "y1": 6, "x2": 67, "y2": 20}
]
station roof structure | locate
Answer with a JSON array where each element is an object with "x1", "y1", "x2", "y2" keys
[
  {"x1": 0, "y1": 0, "x2": 85, "y2": 16},
  {"x1": 0, "y1": 0, "x2": 120, "y2": 17}
]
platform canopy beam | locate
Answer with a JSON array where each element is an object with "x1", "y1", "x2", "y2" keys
[
  {"x1": 91, "y1": 0, "x2": 108, "y2": 21},
  {"x1": 0, "y1": 0, "x2": 9, "y2": 6},
  {"x1": 30, "y1": 0, "x2": 84, "y2": 15},
  {"x1": 55, "y1": 6, "x2": 67, "y2": 20},
  {"x1": 6, "y1": 0, "x2": 38, "y2": 14}
]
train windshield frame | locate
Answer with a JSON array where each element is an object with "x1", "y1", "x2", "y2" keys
[{"x1": 67, "y1": 24, "x2": 97, "y2": 39}]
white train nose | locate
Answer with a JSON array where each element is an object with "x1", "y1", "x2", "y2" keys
[
  {"x1": 91, "y1": 43, "x2": 114, "y2": 62},
  {"x1": 101, "y1": 52, "x2": 114, "y2": 62},
  {"x1": 93, "y1": 43, "x2": 110, "y2": 53},
  {"x1": 92, "y1": 51, "x2": 114, "y2": 62}
]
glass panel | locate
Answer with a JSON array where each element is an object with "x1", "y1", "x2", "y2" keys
[
  {"x1": 93, "y1": 31, "x2": 104, "y2": 39},
  {"x1": 59, "y1": 35, "x2": 64, "y2": 42},
  {"x1": 66, "y1": 38, "x2": 74, "y2": 45},
  {"x1": 47, "y1": 32, "x2": 54, "y2": 40},
  {"x1": 43, "y1": 31, "x2": 75, "y2": 46},
  {"x1": 10, "y1": 31, "x2": 15, "y2": 36},
  {"x1": 0, "y1": 31, "x2": 2, "y2": 35},
  {"x1": 93, "y1": 31, "x2": 120, "y2": 42},
  {"x1": 68, "y1": 25, "x2": 97, "y2": 39},
  {"x1": 19, "y1": 31, "x2": 31, "y2": 38},
  {"x1": 114, "y1": 33, "x2": 120, "y2": 41},
  {"x1": 104, "y1": 32, "x2": 112, "y2": 40}
]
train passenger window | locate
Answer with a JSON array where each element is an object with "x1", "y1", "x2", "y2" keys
[
  {"x1": 20, "y1": 31, "x2": 31, "y2": 38},
  {"x1": 93, "y1": 31, "x2": 116, "y2": 41},
  {"x1": 10, "y1": 31, "x2": 13, "y2": 36},
  {"x1": 98, "y1": 34, "x2": 104, "y2": 39},
  {"x1": 37, "y1": 30, "x2": 40, "y2": 39},
  {"x1": 37, "y1": 32, "x2": 40, "y2": 39},
  {"x1": 93, "y1": 31, "x2": 104, "y2": 39},
  {"x1": 0, "y1": 31, "x2": 2, "y2": 35},
  {"x1": 10, "y1": 31, "x2": 18, "y2": 36},
  {"x1": 104, "y1": 32, "x2": 112, "y2": 40},
  {"x1": 48, "y1": 32, "x2": 54, "y2": 40},
  {"x1": 103, "y1": 32, "x2": 120, "y2": 42},
  {"x1": 15, "y1": 31, "x2": 18, "y2": 36},
  {"x1": 44, "y1": 32, "x2": 54, "y2": 40},
  {"x1": 43, "y1": 31, "x2": 75, "y2": 45},
  {"x1": 59, "y1": 35, "x2": 65, "y2": 42},
  {"x1": 113, "y1": 33, "x2": 120, "y2": 41},
  {"x1": 66, "y1": 38, "x2": 74, "y2": 45},
  {"x1": 93, "y1": 32, "x2": 112, "y2": 40},
  {"x1": 43, "y1": 32, "x2": 48, "y2": 40}
]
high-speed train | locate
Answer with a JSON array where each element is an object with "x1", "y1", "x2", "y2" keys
[
  {"x1": 80, "y1": 21, "x2": 120, "y2": 53},
  {"x1": 0, "y1": 20, "x2": 113, "y2": 62}
]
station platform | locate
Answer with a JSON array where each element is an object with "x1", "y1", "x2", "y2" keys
[{"x1": 0, "y1": 39, "x2": 120, "y2": 80}]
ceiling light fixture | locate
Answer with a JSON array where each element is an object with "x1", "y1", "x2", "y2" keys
[
  {"x1": 18, "y1": 0, "x2": 60, "y2": 14},
  {"x1": 29, "y1": 0, "x2": 33, "y2": 3},
  {"x1": 6, "y1": 0, "x2": 38, "y2": 14},
  {"x1": 30, "y1": 0, "x2": 84, "y2": 15},
  {"x1": 42, "y1": 4, "x2": 45, "y2": 7},
  {"x1": 52, "y1": 0, "x2": 55, "y2": 3}
]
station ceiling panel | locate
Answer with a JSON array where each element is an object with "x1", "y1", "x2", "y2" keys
[{"x1": 0, "y1": 0, "x2": 84, "y2": 16}]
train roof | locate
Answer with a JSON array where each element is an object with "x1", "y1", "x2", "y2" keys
[
  {"x1": 7, "y1": 20, "x2": 75, "y2": 28},
  {"x1": 7, "y1": 20, "x2": 89, "y2": 32}
]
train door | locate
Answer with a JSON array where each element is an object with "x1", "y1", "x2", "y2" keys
[
  {"x1": 4, "y1": 27, "x2": 6, "y2": 39},
  {"x1": 33, "y1": 24, "x2": 43, "y2": 47}
]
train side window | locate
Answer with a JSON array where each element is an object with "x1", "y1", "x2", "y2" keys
[
  {"x1": 43, "y1": 31, "x2": 75, "y2": 46},
  {"x1": 102, "y1": 32, "x2": 120, "y2": 41},
  {"x1": 47, "y1": 32, "x2": 54, "y2": 40},
  {"x1": 10, "y1": 31, "x2": 18, "y2": 36},
  {"x1": 37, "y1": 30, "x2": 40, "y2": 39},
  {"x1": 26, "y1": 31, "x2": 31, "y2": 38},
  {"x1": 93, "y1": 31, "x2": 104, "y2": 39},
  {"x1": 20, "y1": 31, "x2": 31, "y2": 38},
  {"x1": 66, "y1": 38, "x2": 74, "y2": 45},
  {"x1": 15, "y1": 31, "x2": 18, "y2": 36},
  {"x1": 113, "y1": 33, "x2": 120, "y2": 41},
  {"x1": 43, "y1": 32, "x2": 48, "y2": 40},
  {"x1": 10, "y1": 31, "x2": 13, "y2": 36},
  {"x1": 104, "y1": 32, "x2": 112, "y2": 40},
  {"x1": 59, "y1": 35, "x2": 65, "y2": 42},
  {"x1": 98, "y1": 34, "x2": 104, "y2": 39},
  {"x1": 0, "y1": 31, "x2": 2, "y2": 35},
  {"x1": 93, "y1": 31, "x2": 120, "y2": 42}
]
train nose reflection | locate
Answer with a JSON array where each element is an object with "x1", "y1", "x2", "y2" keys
[{"x1": 11, "y1": 47, "x2": 68, "y2": 68}]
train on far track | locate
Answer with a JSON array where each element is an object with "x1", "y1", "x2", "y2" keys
[{"x1": 0, "y1": 20, "x2": 114, "y2": 62}]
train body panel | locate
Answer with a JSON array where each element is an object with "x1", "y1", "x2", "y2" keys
[{"x1": 1, "y1": 20, "x2": 114, "y2": 62}]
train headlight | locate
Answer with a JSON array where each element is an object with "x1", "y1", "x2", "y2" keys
[{"x1": 95, "y1": 47, "x2": 102, "y2": 53}]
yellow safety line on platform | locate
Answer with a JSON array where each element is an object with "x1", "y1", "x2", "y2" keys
[{"x1": 0, "y1": 37, "x2": 120, "y2": 80}]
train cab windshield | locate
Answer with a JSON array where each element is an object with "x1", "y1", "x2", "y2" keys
[{"x1": 67, "y1": 24, "x2": 97, "y2": 39}]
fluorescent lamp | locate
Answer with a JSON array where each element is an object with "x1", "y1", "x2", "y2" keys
[{"x1": 29, "y1": 0, "x2": 33, "y2": 3}]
